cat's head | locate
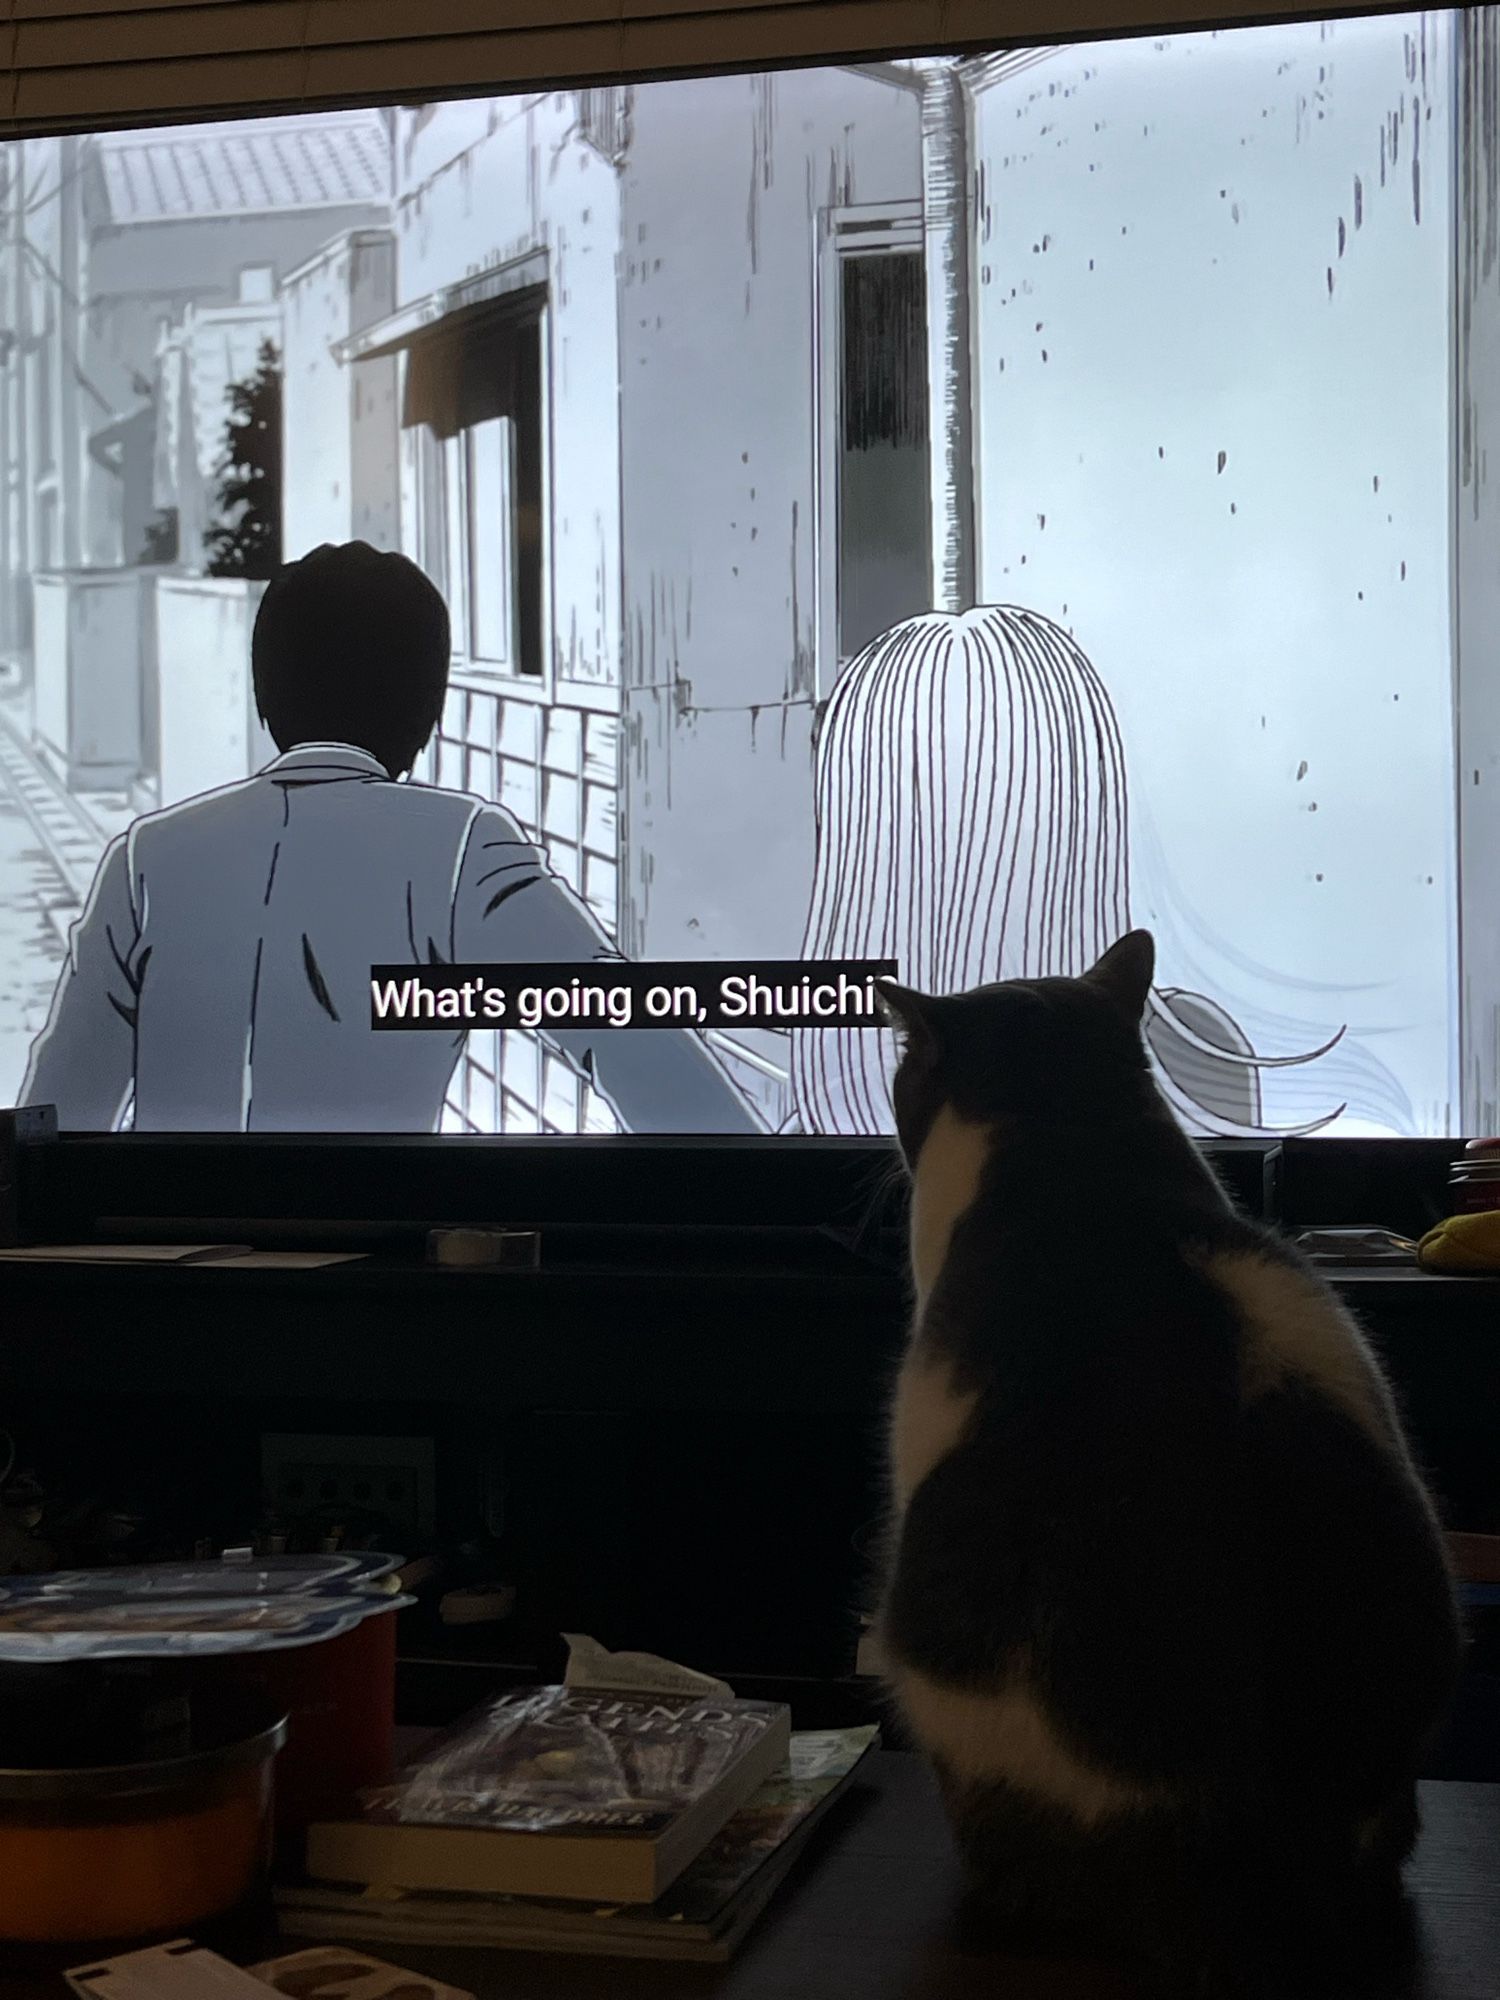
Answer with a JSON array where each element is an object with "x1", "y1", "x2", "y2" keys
[{"x1": 877, "y1": 931, "x2": 1157, "y2": 1165}]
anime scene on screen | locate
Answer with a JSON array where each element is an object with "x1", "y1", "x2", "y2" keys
[{"x1": 0, "y1": 10, "x2": 1491, "y2": 1137}]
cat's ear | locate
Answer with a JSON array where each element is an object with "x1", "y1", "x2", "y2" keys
[
  {"x1": 1086, "y1": 929, "x2": 1155, "y2": 1022},
  {"x1": 875, "y1": 978, "x2": 940, "y2": 1063}
]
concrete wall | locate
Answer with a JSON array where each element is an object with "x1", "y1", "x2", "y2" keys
[
  {"x1": 1454, "y1": 7, "x2": 1500, "y2": 1130},
  {"x1": 348, "y1": 238, "x2": 401, "y2": 552},
  {"x1": 282, "y1": 230, "x2": 399, "y2": 559},
  {"x1": 617, "y1": 67, "x2": 922, "y2": 975},
  {"x1": 969, "y1": 17, "x2": 1456, "y2": 1134},
  {"x1": 32, "y1": 569, "x2": 150, "y2": 788},
  {"x1": 155, "y1": 575, "x2": 273, "y2": 809}
]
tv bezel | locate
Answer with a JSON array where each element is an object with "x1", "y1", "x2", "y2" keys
[{"x1": 0, "y1": 9, "x2": 1469, "y2": 1195}]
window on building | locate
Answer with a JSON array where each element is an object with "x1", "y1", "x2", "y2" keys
[
  {"x1": 839, "y1": 249, "x2": 929, "y2": 658},
  {"x1": 465, "y1": 415, "x2": 516, "y2": 666},
  {"x1": 407, "y1": 292, "x2": 545, "y2": 680},
  {"x1": 818, "y1": 206, "x2": 931, "y2": 679}
]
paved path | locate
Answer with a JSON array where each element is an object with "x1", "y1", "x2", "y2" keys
[
  {"x1": 0, "y1": 702, "x2": 110, "y2": 899},
  {"x1": 0, "y1": 729, "x2": 72, "y2": 1108},
  {"x1": 0, "y1": 700, "x2": 133, "y2": 1105}
]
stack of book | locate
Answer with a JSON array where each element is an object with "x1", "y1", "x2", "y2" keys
[{"x1": 280, "y1": 1683, "x2": 877, "y2": 1963}]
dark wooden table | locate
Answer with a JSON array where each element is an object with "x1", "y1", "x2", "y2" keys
[
  {"x1": 274, "y1": 1755, "x2": 1496, "y2": 2000},
  {"x1": 2, "y1": 1756, "x2": 1495, "y2": 1997}
]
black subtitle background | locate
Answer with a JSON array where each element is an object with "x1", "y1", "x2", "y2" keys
[{"x1": 369, "y1": 959, "x2": 899, "y2": 1031}]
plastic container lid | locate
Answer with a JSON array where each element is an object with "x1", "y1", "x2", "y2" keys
[
  {"x1": 0, "y1": 1555, "x2": 410, "y2": 1662},
  {"x1": 0, "y1": 1595, "x2": 379, "y2": 1662},
  {"x1": 36, "y1": 1553, "x2": 400, "y2": 1598}
]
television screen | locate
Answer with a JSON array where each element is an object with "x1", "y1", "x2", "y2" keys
[{"x1": 0, "y1": 11, "x2": 1480, "y2": 1137}]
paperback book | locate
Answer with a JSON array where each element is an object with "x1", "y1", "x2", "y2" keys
[
  {"x1": 304, "y1": 1684, "x2": 793, "y2": 1905},
  {"x1": 284, "y1": 1726, "x2": 878, "y2": 1961}
]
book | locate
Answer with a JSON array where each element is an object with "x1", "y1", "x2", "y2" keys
[
  {"x1": 0, "y1": 1244, "x2": 365, "y2": 1268},
  {"x1": 0, "y1": 1243, "x2": 252, "y2": 1264},
  {"x1": 281, "y1": 1726, "x2": 878, "y2": 1962},
  {"x1": 304, "y1": 1684, "x2": 793, "y2": 1906}
]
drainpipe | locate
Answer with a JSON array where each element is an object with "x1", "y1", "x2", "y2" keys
[
  {"x1": 0, "y1": 155, "x2": 12, "y2": 655},
  {"x1": 57, "y1": 134, "x2": 83, "y2": 570},
  {"x1": 920, "y1": 58, "x2": 976, "y2": 616}
]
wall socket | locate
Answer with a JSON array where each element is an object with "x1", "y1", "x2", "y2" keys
[{"x1": 260, "y1": 1432, "x2": 436, "y2": 1544}]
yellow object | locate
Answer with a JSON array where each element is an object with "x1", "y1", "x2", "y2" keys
[{"x1": 1417, "y1": 1210, "x2": 1500, "y2": 1273}]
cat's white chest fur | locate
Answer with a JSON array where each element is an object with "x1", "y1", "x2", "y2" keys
[
  {"x1": 907, "y1": 1104, "x2": 995, "y2": 1311},
  {"x1": 885, "y1": 1103, "x2": 1169, "y2": 1826},
  {"x1": 890, "y1": 1346, "x2": 980, "y2": 1514},
  {"x1": 890, "y1": 1105, "x2": 988, "y2": 1511}
]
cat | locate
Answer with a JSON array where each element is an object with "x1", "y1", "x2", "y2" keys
[{"x1": 874, "y1": 930, "x2": 1462, "y2": 1999}]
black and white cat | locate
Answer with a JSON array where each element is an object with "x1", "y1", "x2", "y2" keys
[{"x1": 875, "y1": 931, "x2": 1461, "y2": 1997}]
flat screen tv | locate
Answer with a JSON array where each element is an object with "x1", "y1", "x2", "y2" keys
[{"x1": 0, "y1": 11, "x2": 1483, "y2": 1143}]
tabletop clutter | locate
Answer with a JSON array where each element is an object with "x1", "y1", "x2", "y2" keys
[
  {"x1": 1282, "y1": 1135, "x2": 1500, "y2": 1271},
  {"x1": 1421, "y1": 1135, "x2": 1500, "y2": 1268},
  {"x1": 0, "y1": 1560, "x2": 874, "y2": 1987},
  {"x1": 64, "y1": 1942, "x2": 472, "y2": 1999}
]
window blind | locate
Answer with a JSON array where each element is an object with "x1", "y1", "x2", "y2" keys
[{"x1": 0, "y1": 0, "x2": 1361, "y2": 136}]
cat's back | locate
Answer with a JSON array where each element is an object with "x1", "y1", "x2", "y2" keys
[
  {"x1": 883, "y1": 1128, "x2": 1459, "y2": 1814},
  {"x1": 903, "y1": 1117, "x2": 1259, "y2": 1460},
  {"x1": 884, "y1": 1130, "x2": 1261, "y2": 1779},
  {"x1": 1194, "y1": 1226, "x2": 1462, "y2": 1801},
  {"x1": 873, "y1": 944, "x2": 1460, "y2": 1979}
]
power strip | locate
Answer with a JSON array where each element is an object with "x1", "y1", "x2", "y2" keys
[{"x1": 260, "y1": 1431, "x2": 435, "y2": 1541}]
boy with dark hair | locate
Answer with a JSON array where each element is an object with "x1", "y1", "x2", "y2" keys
[
  {"x1": 21, "y1": 543, "x2": 761, "y2": 1134},
  {"x1": 252, "y1": 541, "x2": 451, "y2": 781}
]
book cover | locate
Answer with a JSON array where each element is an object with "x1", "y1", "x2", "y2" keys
[
  {"x1": 305, "y1": 1684, "x2": 793, "y2": 1902},
  {"x1": 362, "y1": 1685, "x2": 787, "y2": 1838},
  {"x1": 657, "y1": 1725, "x2": 877, "y2": 1927}
]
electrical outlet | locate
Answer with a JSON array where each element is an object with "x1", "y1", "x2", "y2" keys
[{"x1": 260, "y1": 1433, "x2": 435, "y2": 1545}]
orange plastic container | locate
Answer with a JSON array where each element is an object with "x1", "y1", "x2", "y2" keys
[
  {"x1": 0, "y1": 1556, "x2": 403, "y2": 1853},
  {"x1": 198, "y1": 1602, "x2": 398, "y2": 1830},
  {"x1": 0, "y1": 1693, "x2": 285, "y2": 1946}
]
